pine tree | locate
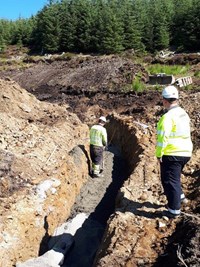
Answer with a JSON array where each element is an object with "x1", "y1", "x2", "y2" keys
[
  {"x1": 59, "y1": 1, "x2": 77, "y2": 51},
  {"x1": 0, "y1": 35, "x2": 6, "y2": 53},
  {"x1": 73, "y1": 0, "x2": 93, "y2": 52},
  {"x1": 0, "y1": 20, "x2": 12, "y2": 46},
  {"x1": 32, "y1": 3, "x2": 60, "y2": 53},
  {"x1": 143, "y1": 0, "x2": 170, "y2": 52},
  {"x1": 171, "y1": 0, "x2": 199, "y2": 51},
  {"x1": 120, "y1": 0, "x2": 144, "y2": 51},
  {"x1": 99, "y1": 2, "x2": 124, "y2": 54},
  {"x1": 89, "y1": 0, "x2": 106, "y2": 53}
]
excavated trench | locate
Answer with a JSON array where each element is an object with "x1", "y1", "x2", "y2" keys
[
  {"x1": 36, "y1": 114, "x2": 144, "y2": 267},
  {"x1": 16, "y1": 88, "x2": 196, "y2": 266},
  {"x1": 62, "y1": 145, "x2": 129, "y2": 267},
  {"x1": 58, "y1": 115, "x2": 144, "y2": 267},
  {"x1": 1, "y1": 71, "x2": 199, "y2": 266},
  {"x1": 16, "y1": 89, "x2": 161, "y2": 267}
]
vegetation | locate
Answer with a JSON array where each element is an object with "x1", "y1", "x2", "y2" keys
[
  {"x1": 132, "y1": 77, "x2": 145, "y2": 93},
  {"x1": 0, "y1": 0, "x2": 199, "y2": 55},
  {"x1": 147, "y1": 64, "x2": 190, "y2": 76},
  {"x1": 194, "y1": 70, "x2": 200, "y2": 78}
]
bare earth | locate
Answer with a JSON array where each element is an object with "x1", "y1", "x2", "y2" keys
[{"x1": 0, "y1": 53, "x2": 199, "y2": 267}]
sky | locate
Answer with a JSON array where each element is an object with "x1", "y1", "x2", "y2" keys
[{"x1": 0, "y1": 0, "x2": 47, "y2": 20}]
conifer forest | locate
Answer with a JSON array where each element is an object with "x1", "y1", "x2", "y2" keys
[{"x1": 0, "y1": 0, "x2": 199, "y2": 54}]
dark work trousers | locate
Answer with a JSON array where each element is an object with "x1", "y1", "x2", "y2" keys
[
  {"x1": 90, "y1": 145, "x2": 104, "y2": 166},
  {"x1": 160, "y1": 155, "x2": 190, "y2": 211}
]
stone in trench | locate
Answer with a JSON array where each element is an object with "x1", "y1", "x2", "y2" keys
[
  {"x1": 16, "y1": 233, "x2": 74, "y2": 267},
  {"x1": 16, "y1": 213, "x2": 88, "y2": 267}
]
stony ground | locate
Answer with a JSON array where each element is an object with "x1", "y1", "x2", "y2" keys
[{"x1": 0, "y1": 52, "x2": 199, "y2": 266}]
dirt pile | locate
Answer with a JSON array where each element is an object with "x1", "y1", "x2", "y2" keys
[
  {"x1": 0, "y1": 79, "x2": 89, "y2": 266},
  {"x1": 0, "y1": 55, "x2": 148, "y2": 97}
]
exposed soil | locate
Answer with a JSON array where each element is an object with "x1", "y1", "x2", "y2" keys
[{"x1": 0, "y1": 53, "x2": 199, "y2": 267}]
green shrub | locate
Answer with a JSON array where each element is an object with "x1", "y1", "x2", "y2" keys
[
  {"x1": 194, "y1": 70, "x2": 200, "y2": 78},
  {"x1": 132, "y1": 77, "x2": 145, "y2": 93},
  {"x1": 154, "y1": 84, "x2": 162, "y2": 91}
]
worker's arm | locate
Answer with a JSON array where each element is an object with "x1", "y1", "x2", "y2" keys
[
  {"x1": 101, "y1": 128, "x2": 107, "y2": 147},
  {"x1": 156, "y1": 114, "x2": 172, "y2": 158}
]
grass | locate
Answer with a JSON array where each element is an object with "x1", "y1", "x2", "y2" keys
[
  {"x1": 194, "y1": 70, "x2": 200, "y2": 78},
  {"x1": 147, "y1": 64, "x2": 190, "y2": 76},
  {"x1": 132, "y1": 77, "x2": 145, "y2": 93}
]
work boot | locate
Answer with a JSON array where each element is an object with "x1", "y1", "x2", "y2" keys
[
  {"x1": 181, "y1": 198, "x2": 189, "y2": 205},
  {"x1": 93, "y1": 173, "x2": 104, "y2": 178},
  {"x1": 162, "y1": 210, "x2": 180, "y2": 219}
]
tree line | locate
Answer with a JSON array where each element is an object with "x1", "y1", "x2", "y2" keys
[{"x1": 0, "y1": 0, "x2": 199, "y2": 54}]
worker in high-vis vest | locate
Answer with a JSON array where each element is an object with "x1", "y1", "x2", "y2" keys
[
  {"x1": 90, "y1": 116, "x2": 107, "y2": 178},
  {"x1": 156, "y1": 85, "x2": 193, "y2": 218}
]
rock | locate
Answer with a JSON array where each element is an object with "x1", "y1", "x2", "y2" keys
[
  {"x1": 140, "y1": 192, "x2": 148, "y2": 201},
  {"x1": 158, "y1": 221, "x2": 166, "y2": 228}
]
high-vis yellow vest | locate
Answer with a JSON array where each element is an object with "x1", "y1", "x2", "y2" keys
[
  {"x1": 90, "y1": 124, "x2": 107, "y2": 147},
  {"x1": 156, "y1": 106, "x2": 193, "y2": 158}
]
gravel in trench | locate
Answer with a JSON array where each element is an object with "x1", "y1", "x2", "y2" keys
[{"x1": 62, "y1": 144, "x2": 128, "y2": 267}]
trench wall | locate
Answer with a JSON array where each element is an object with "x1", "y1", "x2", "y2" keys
[
  {"x1": 106, "y1": 113, "x2": 157, "y2": 206},
  {"x1": 106, "y1": 115, "x2": 145, "y2": 173},
  {"x1": 0, "y1": 146, "x2": 90, "y2": 267},
  {"x1": 94, "y1": 114, "x2": 159, "y2": 266}
]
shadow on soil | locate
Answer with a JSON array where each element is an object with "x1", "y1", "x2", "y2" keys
[{"x1": 153, "y1": 217, "x2": 200, "y2": 267}]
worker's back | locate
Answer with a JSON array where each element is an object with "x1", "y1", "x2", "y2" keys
[
  {"x1": 90, "y1": 124, "x2": 107, "y2": 147},
  {"x1": 156, "y1": 106, "x2": 193, "y2": 157}
]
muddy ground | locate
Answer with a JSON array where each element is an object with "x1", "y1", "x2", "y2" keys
[{"x1": 0, "y1": 53, "x2": 199, "y2": 267}]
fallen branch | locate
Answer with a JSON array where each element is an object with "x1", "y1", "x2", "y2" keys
[
  {"x1": 44, "y1": 145, "x2": 58, "y2": 167},
  {"x1": 177, "y1": 245, "x2": 188, "y2": 267},
  {"x1": 181, "y1": 211, "x2": 200, "y2": 221}
]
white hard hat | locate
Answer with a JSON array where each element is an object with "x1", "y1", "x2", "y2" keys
[
  {"x1": 99, "y1": 116, "x2": 107, "y2": 123},
  {"x1": 162, "y1": 85, "x2": 179, "y2": 99}
]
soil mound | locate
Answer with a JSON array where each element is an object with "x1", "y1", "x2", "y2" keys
[
  {"x1": 0, "y1": 78, "x2": 88, "y2": 197},
  {"x1": 0, "y1": 78, "x2": 89, "y2": 266},
  {"x1": 0, "y1": 55, "x2": 148, "y2": 98}
]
